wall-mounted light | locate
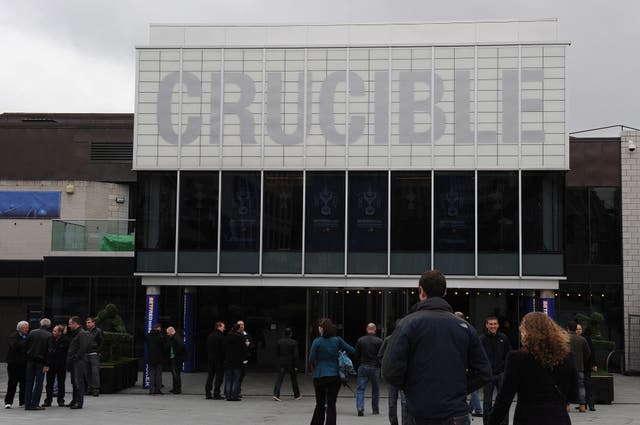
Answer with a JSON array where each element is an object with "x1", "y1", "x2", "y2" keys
[
  {"x1": 115, "y1": 196, "x2": 126, "y2": 204},
  {"x1": 65, "y1": 184, "x2": 75, "y2": 194}
]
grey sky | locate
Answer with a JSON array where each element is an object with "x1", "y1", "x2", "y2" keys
[{"x1": 1, "y1": 0, "x2": 638, "y2": 133}]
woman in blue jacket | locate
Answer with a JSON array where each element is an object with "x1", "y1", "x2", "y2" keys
[{"x1": 308, "y1": 318, "x2": 355, "y2": 425}]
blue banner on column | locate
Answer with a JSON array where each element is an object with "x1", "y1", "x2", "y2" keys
[
  {"x1": 541, "y1": 298, "x2": 555, "y2": 319},
  {"x1": 183, "y1": 291, "x2": 195, "y2": 373},
  {"x1": 143, "y1": 293, "x2": 159, "y2": 389}
]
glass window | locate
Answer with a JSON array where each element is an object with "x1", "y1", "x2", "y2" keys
[
  {"x1": 262, "y1": 172, "x2": 303, "y2": 274},
  {"x1": 220, "y1": 172, "x2": 261, "y2": 273},
  {"x1": 178, "y1": 172, "x2": 219, "y2": 273},
  {"x1": 390, "y1": 172, "x2": 431, "y2": 274},
  {"x1": 565, "y1": 188, "x2": 589, "y2": 265},
  {"x1": 522, "y1": 172, "x2": 564, "y2": 276},
  {"x1": 136, "y1": 172, "x2": 177, "y2": 273},
  {"x1": 478, "y1": 172, "x2": 519, "y2": 275},
  {"x1": 348, "y1": 172, "x2": 388, "y2": 274},
  {"x1": 305, "y1": 172, "x2": 345, "y2": 274},
  {"x1": 434, "y1": 172, "x2": 474, "y2": 275},
  {"x1": 589, "y1": 188, "x2": 621, "y2": 265}
]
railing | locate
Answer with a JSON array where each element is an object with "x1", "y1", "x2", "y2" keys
[{"x1": 51, "y1": 219, "x2": 135, "y2": 254}]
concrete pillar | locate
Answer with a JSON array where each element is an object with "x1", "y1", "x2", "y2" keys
[
  {"x1": 183, "y1": 287, "x2": 196, "y2": 373},
  {"x1": 143, "y1": 286, "x2": 161, "y2": 389}
]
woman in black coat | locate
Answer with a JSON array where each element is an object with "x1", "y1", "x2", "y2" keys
[{"x1": 489, "y1": 312, "x2": 578, "y2": 425}]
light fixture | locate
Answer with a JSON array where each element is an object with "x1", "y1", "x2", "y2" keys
[
  {"x1": 115, "y1": 196, "x2": 126, "y2": 204},
  {"x1": 65, "y1": 184, "x2": 75, "y2": 194}
]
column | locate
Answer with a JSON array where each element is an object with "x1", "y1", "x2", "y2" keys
[
  {"x1": 183, "y1": 287, "x2": 196, "y2": 373},
  {"x1": 143, "y1": 286, "x2": 161, "y2": 389}
]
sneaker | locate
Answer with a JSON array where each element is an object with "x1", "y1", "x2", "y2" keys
[
  {"x1": 357, "y1": 410, "x2": 364, "y2": 416},
  {"x1": 294, "y1": 395, "x2": 303, "y2": 400},
  {"x1": 471, "y1": 412, "x2": 483, "y2": 417},
  {"x1": 273, "y1": 395, "x2": 282, "y2": 402},
  {"x1": 4, "y1": 404, "x2": 10, "y2": 409}
]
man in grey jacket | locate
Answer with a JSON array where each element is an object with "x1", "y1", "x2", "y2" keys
[
  {"x1": 85, "y1": 317, "x2": 103, "y2": 397},
  {"x1": 568, "y1": 321, "x2": 591, "y2": 413},
  {"x1": 66, "y1": 316, "x2": 90, "y2": 409}
]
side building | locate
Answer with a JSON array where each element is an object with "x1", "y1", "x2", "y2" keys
[{"x1": 0, "y1": 113, "x2": 139, "y2": 359}]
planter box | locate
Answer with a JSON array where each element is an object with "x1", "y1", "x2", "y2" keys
[
  {"x1": 100, "y1": 359, "x2": 138, "y2": 394},
  {"x1": 591, "y1": 374, "x2": 614, "y2": 404}
]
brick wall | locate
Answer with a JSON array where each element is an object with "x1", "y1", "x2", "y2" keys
[{"x1": 621, "y1": 133, "x2": 640, "y2": 371}]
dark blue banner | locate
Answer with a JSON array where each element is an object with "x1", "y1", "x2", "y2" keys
[
  {"x1": 144, "y1": 293, "x2": 160, "y2": 389},
  {"x1": 435, "y1": 174, "x2": 474, "y2": 251},
  {"x1": 0, "y1": 191, "x2": 61, "y2": 218},
  {"x1": 221, "y1": 173, "x2": 260, "y2": 249},
  {"x1": 183, "y1": 291, "x2": 195, "y2": 373},
  {"x1": 305, "y1": 173, "x2": 345, "y2": 251},
  {"x1": 349, "y1": 173, "x2": 388, "y2": 251}
]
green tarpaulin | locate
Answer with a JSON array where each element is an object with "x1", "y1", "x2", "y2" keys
[{"x1": 100, "y1": 234, "x2": 134, "y2": 251}]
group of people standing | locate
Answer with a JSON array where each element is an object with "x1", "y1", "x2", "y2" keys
[
  {"x1": 307, "y1": 269, "x2": 596, "y2": 425},
  {"x1": 4, "y1": 316, "x2": 103, "y2": 411}
]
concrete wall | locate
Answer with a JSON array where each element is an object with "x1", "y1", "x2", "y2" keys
[
  {"x1": 621, "y1": 132, "x2": 640, "y2": 372},
  {"x1": 0, "y1": 180, "x2": 130, "y2": 259}
]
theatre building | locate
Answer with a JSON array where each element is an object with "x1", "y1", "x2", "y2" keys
[{"x1": 134, "y1": 20, "x2": 573, "y2": 368}]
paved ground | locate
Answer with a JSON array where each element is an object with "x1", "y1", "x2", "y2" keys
[{"x1": 1, "y1": 366, "x2": 639, "y2": 424}]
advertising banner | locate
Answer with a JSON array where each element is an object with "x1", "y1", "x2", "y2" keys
[{"x1": 143, "y1": 293, "x2": 159, "y2": 389}]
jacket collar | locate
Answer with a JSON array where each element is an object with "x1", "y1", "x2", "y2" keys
[{"x1": 414, "y1": 297, "x2": 453, "y2": 313}]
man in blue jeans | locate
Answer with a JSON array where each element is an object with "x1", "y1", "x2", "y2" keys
[
  {"x1": 355, "y1": 323, "x2": 383, "y2": 416},
  {"x1": 24, "y1": 318, "x2": 53, "y2": 410}
]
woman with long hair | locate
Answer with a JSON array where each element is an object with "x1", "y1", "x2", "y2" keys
[
  {"x1": 308, "y1": 318, "x2": 355, "y2": 425},
  {"x1": 488, "y1": 312, "x2": 578, "y2": 425}
]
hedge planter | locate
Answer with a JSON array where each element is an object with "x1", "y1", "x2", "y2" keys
[
  {"x1": 100, "y1": 358, "x2": 138, "y2": 394},
  {"x1": 591, "y1": 374, "x2": 614, "y2": 404}
]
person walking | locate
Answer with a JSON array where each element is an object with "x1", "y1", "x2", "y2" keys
[
  {"x1": 382, "y1": 270, "x2": 491, "y2": 425},
  {"x1": 308, "y1": 318, "x2": 355, "y2": 425},
  {"x1": 577, "y1": 323, "x2": 597, "y2": 411},
  {"x1": 355, "y1": 323, "x2": 383, "y2": 416},
  {"x1": 4, "y1": 320, "x2": 29, "y2": 409},
  {"x1": 488, "y1": 312, "x2": 578, "y2": 425},
  {"x1": 481, "y1": 316, "x2": 512, "y2": 425},
  {"x1": 378, "y1": 324, "x2": 413, "y2": 425},
  {"x1": 85, "y1": 317, "x2": 103, "y2": 397},
  {"x1": 205, "y1": 321, "x2": 226, "y2": 400},
  {"x1": 43, "y1": 324, "x2": 69, "y2": 407},
  {"x1": 166, "y1": 326, "x2": 186, "y2": 394},
  {"x1": 66, "y1": 316, "x2": 90, "y2": 409},
  {"x1": 146, "y1": 323, "x2": 167, "y2": 395},
  {"x1": 273, "y1": 328, "x2": 301, "y2": 401},
  {"x1": 567, "y1": 320, "x2": 591, "y2": 413},
  {"x1": 454, "y1": 312, "x2": 483, "y2": 419},
  {"x1": 24, "y1": 318, "x2": 53, "y2": 411},
  {"x1": 224, "y1": 323, "x2": 248, "y2": 401}
]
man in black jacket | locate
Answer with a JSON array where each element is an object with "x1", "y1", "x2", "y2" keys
[
  {"x1": 24, "y1": 318, "x2": 53, "y2": 410},
  {"x1": 43, "y1": 325, "x2": 69, "y2": 407},
  {"x1": 382, "y1": 270, "x2": 491, "y2": 425},
  {"x1": 146, "y1": 323, "x2": 167, "y2": 395},
  {"x1": 85, "y1": 317, "x2": 103, "y2": 397},
  {"x1": 272, "y1": 328, "x2": 301, "y2": 401},
  {"x1": 481, "y1": 316, "x2": 511, "y2": 425},
  {"x1": 205, "y1": 321, "x2": 225, "y2": 399},
  {"x1": 166, "y1": 326, "x2": 186, "y2": 394},
  {"x1": 355, "y1": 323, "x2": 383, "y2": 416},
  {"x1": 4, "y1": 320, "x2": 29, "y2": 409},
  {"x1": 224, "y1": 323, "x2": 248, "y2": 401},
  {"x1": 67, "y1": 316, "x2": 91, "y2": 409}
]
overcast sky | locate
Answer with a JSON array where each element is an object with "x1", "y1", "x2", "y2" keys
[{"x1": 1, "y1": 0, "x2": 638, "y2": 134}]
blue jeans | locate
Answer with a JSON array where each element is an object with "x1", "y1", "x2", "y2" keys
[
  {"x1": 24, "y1": 360, "x2": 45, "y2": 409},
  {"x1": 577, "y1": 371, "x2": 586, "y2": 404},
  {"x1": 388, "y1": 384, "x2": 415, "y2": 425},
  {"x1": 224, "y1": 368, "x2": 242, "y2": 400},
  {"x1": 468, "y1": 389, "x2": 482, "y2": 414},
  {"x1": 356, "y1": 365, "x2": 380, "y2": 412}
]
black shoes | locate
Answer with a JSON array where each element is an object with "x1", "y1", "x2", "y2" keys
[
  {"x1": 589, "y1": 405, "x2": 596, "y2": 411},
  {"x1": 25, "y1": 406, "x2": 45, "y2": 411},
  {"x1": 70, "y1": 404, "x2": 83, "y2": 410},
  {"x1": 42, "y1": 401, "x2": 52, "y2": 407},
  {"x1": 92, "y1": 390, "x2": 100, "y2": 397},
  {"x1": 213, "y1": 395, "x2": 224, "y2": 400},
  {"x1": 357, "y1": 410, "x2": 364, "y2": 416}
]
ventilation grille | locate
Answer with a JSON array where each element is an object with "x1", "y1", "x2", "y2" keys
[{"x1": 90, "y1": 142, "x2": 133, "y2": 161}]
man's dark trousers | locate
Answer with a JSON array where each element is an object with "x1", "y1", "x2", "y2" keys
[
  {"x1": 483, "y1": 373, "x2": 507, "y2": 425},
  {"x1": 273, "y1": 366, "x2": 300, "y2": 398},
  {"x1": 71, "y1": 358, "x2": 87, "y2": 407},
  {"x1": 4, "y1": 363, "x2": 26, "y2": 406},
  {"x1": 44, "y1": 364, "x2": 66, "y2": 405},
  {"x1": 205, "y1": 361, "x2": 224, "y2": 398},
  {"x1": 24, "y1": 360, "x2": 45, "y2": 409}
]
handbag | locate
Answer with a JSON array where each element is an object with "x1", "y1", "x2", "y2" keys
[{"x1": 338, "y1": 349, "x2": 356, "y2": 384}]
